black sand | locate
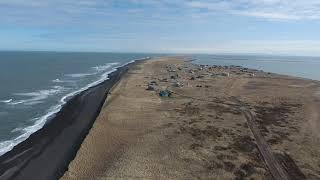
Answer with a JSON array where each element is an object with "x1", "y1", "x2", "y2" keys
[{"x1": 0, "y1": 60, "x2": 142, "y2": 180}]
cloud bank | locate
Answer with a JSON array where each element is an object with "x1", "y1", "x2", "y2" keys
[
  {"x1": 0, "y1": 0, "x2": 319, "y2": 55},
  {"x1": 1, "y1": 0, "x2": 320, "y2": 25}
]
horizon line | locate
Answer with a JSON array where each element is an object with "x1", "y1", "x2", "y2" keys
[{"x1": 0, "y1": 49, "x2": 320, "y2": 58}]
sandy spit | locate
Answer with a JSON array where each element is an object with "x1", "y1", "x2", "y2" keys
[{"x1": 62, "y1": 57, "x2": 320, "y2": 180}]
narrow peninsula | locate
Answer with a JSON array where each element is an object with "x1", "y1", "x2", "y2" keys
[{"x1": 62, "y1": 57, "x2": 320, "y2": 180}]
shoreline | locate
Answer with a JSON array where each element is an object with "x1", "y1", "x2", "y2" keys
[
  {"x1": 189, "y1": 58, "x2": 320, "y2": 82},
  {"x1": 0, "y1": 58, "x2": 147, "y2": 180},
  {"x1": 62, "y1": 57, "x2": 320, "y2": 179},
  {"x1": 0, "y1": 57, "x2": 150, "y2": 156}
]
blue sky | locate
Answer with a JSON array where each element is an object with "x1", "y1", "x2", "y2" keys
[{"x1": 0, "y1": 0, "x2": 320, "y2": 55}]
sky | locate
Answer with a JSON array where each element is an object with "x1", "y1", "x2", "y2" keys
[{"x1": 0, "y1": 0, "x2": 320, "y2": 56}]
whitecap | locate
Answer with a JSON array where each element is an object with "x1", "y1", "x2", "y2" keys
[
  {"x1": 52, "y1": 79, "x2": 64, "y2": 83},
  {"x1": 11, "y1": 127, "x2": 23, "y2": 133},
  {"x1": 8, "y1": 101, "x2": 24, "y2": 105},
  {"x1": 52, "y1": 79, "x2": 74, "y2": 84},
  {"x1": 9, "y1": 86, "x2": 67, "y2": 106},
  {"x1": 23, "y1": 101, "x2": 44, "y2": 106},
  {"x1": 92, "y1": 62, "x2": 119, "y2": 72},
  {"x1": 0, "y1": 99, "x2": 13, "y2": 103},
  {"x1": 66, "y1": 73, "x2": 93, "y2": 78},
  {"x1": 65, "y1": 62, "x2": 120, "y2": 80}
]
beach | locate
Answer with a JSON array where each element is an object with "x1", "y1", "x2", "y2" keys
[
  {"x1": 61, "y1": 57, "x2": 320, "y2": 179},
  {"x1": 0, "y1": 60, "x2": 141, "y2": 180}
]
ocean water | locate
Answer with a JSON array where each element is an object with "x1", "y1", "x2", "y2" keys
[
  {"x1": 193, "y1": 54, "x2": 320, "y2": 81},
  {"x1": 0, "y1": 51, "x2": 159, "y2": 155}
]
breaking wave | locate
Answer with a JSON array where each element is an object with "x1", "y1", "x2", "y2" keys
[
  {"x1": 8, "y1": 86, "x2": 67, "y2": 106},
  {"x1": 0, "y1": 57, "x2": 148, "y2": 156}
]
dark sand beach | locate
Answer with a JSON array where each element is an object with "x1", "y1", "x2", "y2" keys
[
  {"x1": 61, "y1": 57, "x2": 320, "y2": 179},
  {"x1": 0, "y1": 60, "x2": 143, "y2": 180}
]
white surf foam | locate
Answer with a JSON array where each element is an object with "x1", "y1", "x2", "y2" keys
[
  {"x1": 52, "y1": 79, "x2": 64, "y2": 83},
  {"x1": 11, "y1": 127, "x2": 23, "y2": 133},
  {"x1": 60, "y1": 64, "x2": 119, "y2": 103},
  {"x1": 66, "y1": 62, "x2": 120, "y2": 80},
  {"x1": 92, "y1": 62, "x2": 119, "y2": 72},
  {"x1": 66, "y1": 73, "x2": 93, "y2": 78},
  {"x1": 9, "y1": 86, "x2": 67, "y2": 106},
  {"x1": 0, "y1": 99, "x2": 13, "y2": 103},
  {"x1": 0, "y1": 101, "x2": 64, "y2": 156},
  {"x1": 0, "y1": 57, "x2": 149, "y2": 156}
]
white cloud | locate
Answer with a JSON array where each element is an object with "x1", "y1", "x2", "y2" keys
[
  {"x1": 1, "y1": 0, "x2": 320, "y2": 27},
  {"x1": 0, "y1": 0, "x2": 319, "y2": 55},
  {"x1": 183, "y1": 0, "x2": 320, "y2": 20},
  {"x1": 237, "y1": 11, "x2": 301, "y2": 20},
  {"x1": 186, "y1": 1, "x2": 232, "y2": 10}
]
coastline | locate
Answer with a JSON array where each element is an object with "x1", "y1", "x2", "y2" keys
[
  {"x1": 0, "y1": 58, "x2": 146, "y2": 180},
  {"x1": 62, "y1": 57, "x2": 320, "y2": 179}
]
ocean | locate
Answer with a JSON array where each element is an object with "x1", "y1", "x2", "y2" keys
[
  {"x1": 0, "y1": 51, "x2": 159, "y2": 155},
  {"x1": 1, "y1": 52, "x2": 320, "y2": 156}
]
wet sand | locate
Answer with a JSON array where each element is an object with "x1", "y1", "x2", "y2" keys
[
  {"x1": 62, "y1": 57, "x2": 320, "y2": 179},
  {"x1": 0, "y1": 61, "x2": 141, "y2": 180}
]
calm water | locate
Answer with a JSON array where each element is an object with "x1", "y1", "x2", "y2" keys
[
  {"x1": 0, "y1": 51, "x2": 160, "y2": 155},
  {"x1": 193, "y1": 54, "x2": 320, "y2": 81}
]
